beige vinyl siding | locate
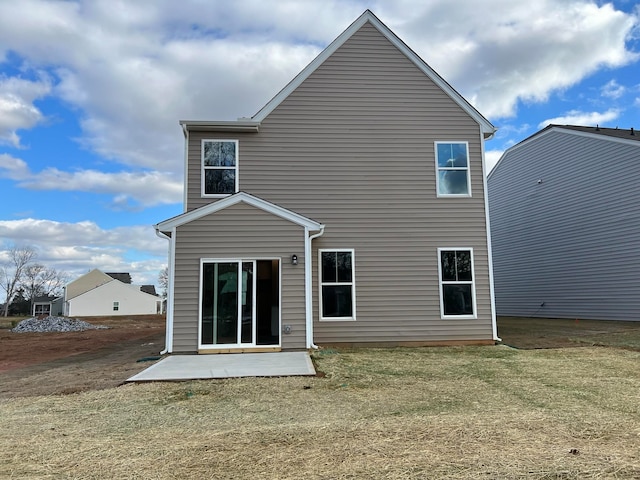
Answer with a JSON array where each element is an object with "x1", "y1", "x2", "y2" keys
[
  {"x1": 183, "y1": 21, "x2": 493, "y2": 344},
  {"x1": 65, "y1": 269, "x2": 113, "y2": 300},
  {"x1": 172, "y1": 202, "x2": 307, "y2": 352}
]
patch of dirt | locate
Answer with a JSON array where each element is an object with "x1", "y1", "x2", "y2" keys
[
  {"x1": 0, "y1": 315, "x2": 165, "y2": 398},
  {"x1": 497, "y1": 316, "x2": 640, "y2": 349}
]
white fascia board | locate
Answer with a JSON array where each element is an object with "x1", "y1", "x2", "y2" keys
[
  {"x1": 251, "y1": 10, "x2": 496, "y2": 138},
  {"x1": 155, "y1": 192, "x2": 323, "y2": 232},
  {"x1": 179, "y1": 120, "x2": 260, "y2": 133}
]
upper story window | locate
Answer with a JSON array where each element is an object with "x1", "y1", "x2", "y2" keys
[
  {"x1": 202, "y1": 140, "x2": 238, "y2": 196},
  {"x1": 435, "y1": 142, "x2": 471, "y2": 197}
]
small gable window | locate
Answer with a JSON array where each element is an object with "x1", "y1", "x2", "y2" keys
[
  {"x1": 113, "y1": 301, "x2": 119, "y2": 311},
  {"x1": 202, "y1": 140, "x2": 238, "y2": 195},
  {"x1": 435, "y1": 142, "x2": 471, "y2": 196}
]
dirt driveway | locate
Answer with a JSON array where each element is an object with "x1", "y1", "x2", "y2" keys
[{"x1": 0, "y1": 315, "x2": 165, "y2": 398}]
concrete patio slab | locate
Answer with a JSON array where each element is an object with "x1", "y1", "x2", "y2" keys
[{"x1": 126, "y1": 351, "x2": 315, "y2": 382}]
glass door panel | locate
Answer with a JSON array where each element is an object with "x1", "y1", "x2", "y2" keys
[
  {"x1": 201, "y1": 261, "x2": 255, "y2": 347},
  {"x1": 241, "y1": 262, "x2": 254, "y2": 344}
]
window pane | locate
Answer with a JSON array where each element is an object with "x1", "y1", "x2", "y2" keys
[
  {"x1": 241, "y1": 262, "x2": 253, "y2": 344},
  {"x1": 437, "y1": 143, "x2": 467, "y2": 168},
  {"x1": 321, "y1": 252, "x2": 337, "y2": 283},
  {"x1": 437, "y1": 143, "x2": 453, "y2": 167},
  {"x1": 337, "y1": 251, "x2": 352, "y2": 282},
  {"x1": 456, "y1": 251, "x2": 472, "y2": 281},
  {"x1": 443, "y1": 284, "x2": 473, "y2": 315},
  {"x1": 215, "y1": 263, "x2": 238, "y2": 345},
  {"x1": 450, "y1": 143, "x2": 468, "y2": 167},
  {"x1": 322, "y1": 285, "x2": 353, "y2": 317},
  {"x1": 204, "y1": 141, "x2": 236, "y2": 166},
  {"x1": 438, "y1": 171, "x2": 469, "y2": 195},
  {"x1": 440, "y1": 251, "x2": 456, "y2": 281},
  {"x1": 205, "y1": 169, "x2": 235, "y2": 194}
]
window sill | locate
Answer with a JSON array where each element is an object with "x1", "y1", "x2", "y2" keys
[
  {"x1": 441, "y1": 314, "x2": 477, "y2": 320},
  {"x1": 319, "y1": 317, "x2": 356, "y2": 322}
]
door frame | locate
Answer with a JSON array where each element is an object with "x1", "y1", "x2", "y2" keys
[{"x1": 198, "y1": 257, "x2": 281, "y2": 352}]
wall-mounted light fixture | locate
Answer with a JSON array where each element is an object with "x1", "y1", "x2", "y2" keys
[{"x1": 291, "y1": 254, "x2": 298, "y2": 265}]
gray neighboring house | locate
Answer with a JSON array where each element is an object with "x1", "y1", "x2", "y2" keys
[
  {"x1": 488, "y1": 124, "x2": 640, "y2": 321},
  {"x1": 156, "y1": 10, "x2": 499, "y2": 354},
  {"x1": 32, "y1": 295, "x2": 64, "y2": 317}
]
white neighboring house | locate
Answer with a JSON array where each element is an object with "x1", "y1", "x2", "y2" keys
[{"x1": 64, "y1": 268, "x2": 161, "y2": 317}]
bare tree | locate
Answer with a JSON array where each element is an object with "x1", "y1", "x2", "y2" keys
[
  {"x1": 21, "y1": 264, "x2": 69, "y2": 312},
  {"x1": 158, "y1": 266, "x2": 169, "y2": 299},
  {"x1": 0, "y1": 245, "x2": 36, "y2": 317}
]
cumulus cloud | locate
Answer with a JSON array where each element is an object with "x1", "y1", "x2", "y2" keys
[
  {"x1": 0, "y1": 156, "x2": 182, "y2": 208},
  {"x1": 601, "y1": 79, "x2": 626, "y2": 99},
  {"x1": 485, "y1": 150, "x2": 504, "y2": 173},
  {"x1": 538, "y1": 108, "x2": 620, "y2": 128},
  {"x1": 0, "y1": 75, "x2": 51, "y2": 147},
  {"x1": 392, "y1": 0, "x2": 638, "y2": 119},
  {"x1": 0, "y1": 219, "x2": 167, "y2": 286},
  {"x1": 0, "y1": 0, "x2": 637, "y2": 167}
]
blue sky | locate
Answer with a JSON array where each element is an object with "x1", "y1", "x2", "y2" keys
[{"x1": 0, "y1": 0, "x2": 638, "y2": 288}]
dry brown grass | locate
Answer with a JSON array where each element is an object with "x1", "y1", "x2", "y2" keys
[{"x1": 2, "y1": 345, "x2": 640, "y2": 478}]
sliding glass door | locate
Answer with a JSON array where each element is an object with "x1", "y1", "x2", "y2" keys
[
  {"x1": 200, "y1": 259, "x2": 280, "y2": 349},
  {"x1": 201, "y1": 261, "x2": 254, "y2": 346}
]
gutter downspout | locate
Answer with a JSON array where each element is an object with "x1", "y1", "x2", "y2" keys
[
  {"x1": 155, "y1": 228, "x2": 175, "y2": 354},
  {"x1": 480, "y1": 129, "x2": 501, "y2": 342},
  {"x1": 305, "y1": 225, "x2": 325, "y2": 349}
]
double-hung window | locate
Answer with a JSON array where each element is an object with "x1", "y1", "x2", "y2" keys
[
  {"x1": 438, "y1": 248, "x2": 476, "y2": 318},
  {"x1": 319, "y1": 249, "x2": 355, "y2": 320},
  {"x1": 435, "y1": 142, "x2": 471, "y2": 196},
  {"x1": 202, "y1": 140, "x2": 238, "y2": 195}
]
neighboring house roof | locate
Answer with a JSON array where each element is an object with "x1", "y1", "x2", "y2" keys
[
  {"x1": 105, "y1": 272, "x2": 132, "y2": 284},
  {"x1": 180, "y1": 9, "x2": 496, "y2": 139},
  {"x1": 155, "y1": 191, "x2": 324, "y2": 233},
  {"x1": 489, "y1": 124, "x2": 640, "y2": 178},
  {"x1": 140, "y1": 285, "x2": 157, "y2": 296},
  {"x1": 534, "y1": 124, "x2": 640, "y2": 143},
  {"x1": 32, "y1": 295, "x2": 59, "y2": 303}
]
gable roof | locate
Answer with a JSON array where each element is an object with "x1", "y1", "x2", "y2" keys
[
  {"x1": 489, "y1": 124, "x2": 640, "y2": 179},
  {"x1": 537, "y1": 124, "x2": 640, "y2": 142},
  {"x1": 106, "y1": 272, "x2": 132, "y2": 284},
  {"x1": 181, "y1": 10, "x2": 496, "y2": 139},
  {"x1": 155, "y1": 191, "x2": 324, "y2": 232}
]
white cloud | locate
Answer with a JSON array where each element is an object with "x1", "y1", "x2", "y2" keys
[
  {"x1": 538, "y1": 108, "x2": 620, "y2": 128},
  {"x1": 393, "y1": 0, "x2": 638, "y2": 119},
  {"x1": 485, "y1": 150, "x2": 504, "y2": 173},
  {"x1": 0, "y1": 219, "x2": 168, "y2": 286},
  {"x1": 0, "y1": 156, "x2": 182, "y2": 208},
  {"x1": 0, "y1": 75, "x2": 51, "y2": 147},
  {"x1": 0, "y1": 0, "x2": 635, "y2": 171},
  {"x1": 601, "y1": 79, "x2": 626, "y2": 99}
]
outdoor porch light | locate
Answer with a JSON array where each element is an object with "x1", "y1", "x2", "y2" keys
[{"x1": 291, "y1": 254, "x2": 298, "y2": 265}]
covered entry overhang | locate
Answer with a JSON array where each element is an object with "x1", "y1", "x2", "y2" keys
[{"x1": 155, "y1": 192, "x2": 324, "y2": 354}]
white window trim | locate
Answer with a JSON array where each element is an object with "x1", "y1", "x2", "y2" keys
[
  {"x1": 113, "y1": 301, "x2": 119, "y2": 311},
  {"x1": 437, "y1": 247, "x2": 477, "y2": 319},
  {"x1": 318, "y1": 248, "x2": 356, "y2": 321},
  {"x1": 434, "y1": 141, "x2": 472, "y2": 197},
  {"x1": 201, "y1": 139, "x2": 239, "y2": 197}
]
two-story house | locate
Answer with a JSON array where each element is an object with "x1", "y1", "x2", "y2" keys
[{"x1": 155, "y1": 10, "x2": 499, "y2": 354}]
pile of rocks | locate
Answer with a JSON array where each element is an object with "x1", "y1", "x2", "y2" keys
[{"x1": 11, "y1": 316, "x2": 110, "y2": 333}]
